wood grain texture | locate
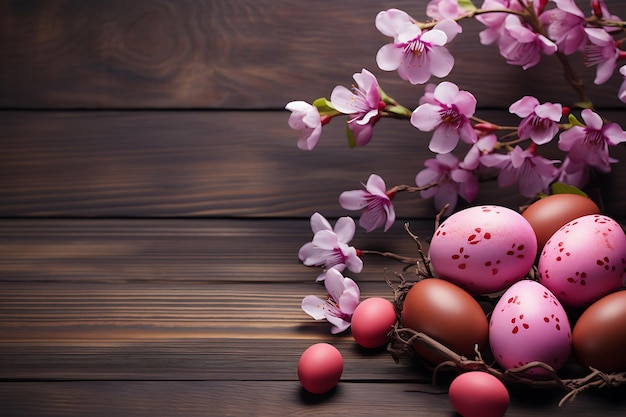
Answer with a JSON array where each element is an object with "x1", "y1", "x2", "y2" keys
[
  {"x1": 0, "y1": 381, "x2": 624, "y2": 417},
  {"x1": 1, "y1": 0, "x2": 625, "y2": 109},
  {"x1": 0, "y1": 219, "x2": 427, "y2": 283},
  {"x1": 2, "y1": 110, "x2": 625, "y2": 219},
  {"x1": 0, "y1": 219, "x2": 427, "y2": 380}
]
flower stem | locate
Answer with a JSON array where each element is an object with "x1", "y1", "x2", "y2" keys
[{"x1": 388, "y1": 183, "x2": 438, "y2": 194}]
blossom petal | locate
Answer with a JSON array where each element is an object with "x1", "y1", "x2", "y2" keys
[
  {"x1": 433, "y1": 18, "x2": 462, "y2": 43},
  {"x1": 328, "y1": 316, "x2": 351, "y2": 334},
  {"x1": 427, "y1": 46, "x2": 455, "y2": 78},
  {"x1": 452, "y1": 91, "x2": 477, "y2": 117},
  {"x1": 333, "y1": 216, "x2": 356, "y2": 243},
  {"x1": 433, "y1": 81, "x2": 460, "y2": 104},
  {"x1": 298, "y1": 242, "x2": 317, "y2": 263},
  {"x1": 339, "y1": 190, "x2": 369, "y2": 210},
  {"x1": 429, "y1": 125, "x2": 460, "y2": 154},
  {"x1": 433, "y1": 182, "x2": 458, "y2": 211},
  {"x1": 375, "y1": 8, "x2": 412, "y2": 38},
  {"x1": 331, "y1": 85, "x2": 362, "y2": 114},
  {"x1": 344, "y1": 250, "x2": 363, "y2": 273},
  {"x1": 365, "y1": 174, "x2": 387, "y2": 194},
  {"x1": 376, "y1": 44, "x2": 403, "y2": 71},
  {"x1": 580, "y1": 109, "x2": 603, "y2": 130},
  {"x1": 301, "y1": 295, "x2": 328, "y2": 320},
  {"x1": 324, "y1": 268, "x2": 346, "y2": 303},
  {"x1": 509, "y1": 96, "x2": 538, "y2": 118},
  {"x1": 338, "y1": 278, "x2": 360, "y2": 314},
  {"x1": 312, "y1": 230, "x2": 339, "y2": 250},
  {"x1": 411, "y1": 104, "x2": 441, "y2": 131},
  {"x1": 310, "y1": 212, "x2": 332, "y2": 234}
]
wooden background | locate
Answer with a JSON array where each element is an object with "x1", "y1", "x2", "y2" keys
[{"x1": 1, "y1": 1, "x2": 625, "y2": 415}]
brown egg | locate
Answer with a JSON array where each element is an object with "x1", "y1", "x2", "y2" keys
[
  {"x1": 522, "y1": 194, "x2": 600, "y2": 253},
  {"x1": 572, "y1": 290, "x2": 626, "y2": 373},
  {"x1": 401, "y1": 278, "x2": 488, "y2": 364}
]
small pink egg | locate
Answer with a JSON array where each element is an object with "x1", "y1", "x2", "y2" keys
[
  {"x1": 429, "y1": 205, "x2": 537, "y2": 294},
  {"x1": 449, "y1": 371, "x2": 509, "y2": 417},
  {"x1": 351, "y1": 297, "x2": 397, "y2": 348},
  {"x1": 297, "y1": 343, "x2": 343, "y2": 394},
  {"x1": 538, "y1": 214, "x2": 626, "y2": 307}
]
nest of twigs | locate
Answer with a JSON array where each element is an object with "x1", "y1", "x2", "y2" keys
[{"x1": 384, "y1": 221, "x2": 626, "y2": 407}]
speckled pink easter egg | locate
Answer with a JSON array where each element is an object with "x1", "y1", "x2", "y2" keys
[
  {"x1": 538, "y1": 214, "x2": 626, "y2": 307},
  {"x1": 489, "y1": 280, "x2": 571, "y2": 377},
  {"x1": 429, "y1": 205, "x2": 537, "y2": 295}
]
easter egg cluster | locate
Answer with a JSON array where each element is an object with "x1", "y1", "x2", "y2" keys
[{"x1": 298, "y1": 195, "x2": 626, "y2": 416}]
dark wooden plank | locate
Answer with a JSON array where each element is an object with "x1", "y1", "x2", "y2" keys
[
  {"x1": 0, "y1": 218, "x2": 426, "y2": 380},
  {"x1": 0, "y1": 381, "x2": 624, "y2": 417},
  {"x1": 0, "y1": 218, "x2": 428, "y2": 283},
  {"x1": 0, "y1": 335, "x2": 427, "y2": 382},
  {"x1": 1, "y1": 0, "x2": 624, "y2": 109},
  {"x1": 2, "y1": 111, "x2": 625, "y2": 218}
]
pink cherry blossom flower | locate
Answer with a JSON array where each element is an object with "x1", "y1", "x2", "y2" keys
[
  {"x1": 509, "y1": 96, "x2": 562, "y2": 145},
  {"x1": 330, "y1": 68, "x2": 385, "y2": 147},
  {"x1": 298, "y1": 212, "x2": 363, "y2": 282},
  {"x1": 375, "y1": 9, "x2": 461, "y2": 84},
  {"x1": 557, "y1": 156, "x2": 591, "y2": 189},
  {"x1": 498, "y1": 15, "x2": 557, "y2": 69},
  {"x1": 301, "y1": 268, "x2": 361, "y2": 334},
  {"x1": 584, "y1": 28, "x2": 620, "y2": 85},
  {"x1": 558, "y1": 109, "x2": 626, "y2": 173},
  {"x1": 619, "y1": 65, "x2": 626, "y2": 103},
  {"x1": 339, "y1": 174, "x2": 396, "y2": 232},
  {"x1": 480, "y1": 145, "x2": 560, "y2": 197},
  {"x1": 411, "y1": 81, "x2": 477, "y2": 154},
  {"x1": 286, "y1": 101, "x2": 323, "y2": 150},
  {"x1": 476, "y1": 0, "x2": 520, "y2": 46},
  {"x1": 459, "y1": 134, "x2": 499, "y2": 170},
  {"x1": 419, "y1": 83, "x2": 438, "y2": 105},
  {"x1": 415, "y1": 153, "x2": 478, "y2": 212},
  {"x1": 539, "y1": 0, "x2": 586, "y2": 55},
  {"x1": 426, "y1": 0, "x2": 467, "y2": 20}
]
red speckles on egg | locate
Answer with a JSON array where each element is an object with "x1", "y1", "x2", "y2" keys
[
  {"x1": 506, "y1": 244, "x2": 526, "y2": 259},
  {"x1": 538, "y1": 214, "x2": 626, "y2": 307},
  {"x1": 596, "y1": 257, "x2": 612, "y2": 270},
  {"x1": 510, "y1": 314, "x2": 530, "y2": 334},
  {"x1": 542, "y1": 314, "x2": 565, "y2": 332},
  {"x1": 489, "y1": 280, "x2": 572, "y2": 376},
  {"x1": 428, "y1": 205, "x2": 537, "y2": 294},
  {"x1": 593, "y1": 215, "x2": 608, "y2": 224}
]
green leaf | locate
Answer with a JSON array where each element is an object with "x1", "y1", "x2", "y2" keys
[
  {"x1": 386, "y1": 105, "x2": 413, "y2": 117},
  {"x1": 567, "y1": 113, "x2": 584, "y2": 127},
  {"x1": 346, "y1": 124, "x2": 357, "y2": 148},
  {"x1": 458, "y1": 0, "x2": 477, "y2": 11},
  {"x1": 312, "y1": 97, "x2": 337, "y2": 115},
  {"x1": 550, "y1": 182, "x2": 588, "y2": 197}
]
